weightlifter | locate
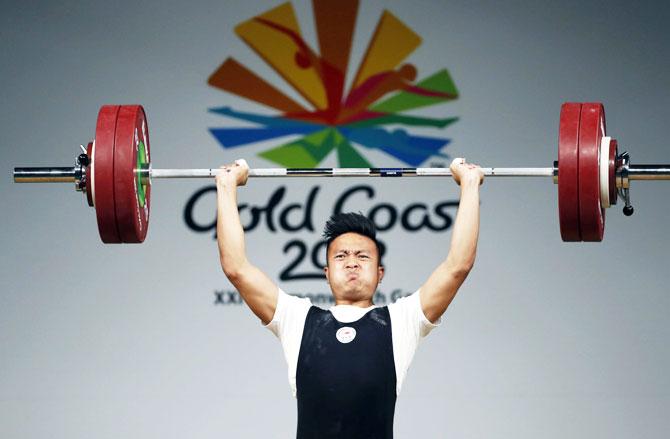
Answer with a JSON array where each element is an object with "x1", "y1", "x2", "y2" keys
[{"x1": 215, "y1": 157, "x2": 484, "y2": 438}]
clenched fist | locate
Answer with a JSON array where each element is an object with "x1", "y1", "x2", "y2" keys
[
  {"x1": 215, "y1": 159, "x2": 249, "y2": 189},
  {"x1": 450, "y1": 157, "x2": 484, "y2": 186}
]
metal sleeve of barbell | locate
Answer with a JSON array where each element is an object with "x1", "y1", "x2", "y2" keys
[
  {"x1": 13, "y1": 167, "x2": 77, "y2": 183},
  {"x1": 149, "y1": 167, "x2": 557, "y2": 178},
  {"x1": 627, "y1": 165, "x2": 670, "y2": 180}
]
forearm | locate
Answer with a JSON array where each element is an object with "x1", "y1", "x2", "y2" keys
[
  {"x1": 445, "y1": 179, "x2": 480, "y2": 272},
  {"x1": 216, "y1": 183, "x2": 249, "y2": 276}
]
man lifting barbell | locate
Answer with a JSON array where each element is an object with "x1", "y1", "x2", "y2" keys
[
  {"x1": 10, "y1": 102, "x2": 670, "y2": 437},
  {"x1": 215, "y1": 157, "x2": 484, "y2": 438}
]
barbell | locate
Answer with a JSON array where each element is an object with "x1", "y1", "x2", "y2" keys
[{"x1": 12, "y1": 103, "x2": 670, "y2": 243}]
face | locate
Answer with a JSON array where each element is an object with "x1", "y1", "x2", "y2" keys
[{"x1": 324, "y1": 232, "x2": 384, "y2": 305}]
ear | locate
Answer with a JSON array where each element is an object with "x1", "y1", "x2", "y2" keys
[
  {"x1": 377, "y1": 265, "x2": 385, "y2": 283},
  {"x1": 324, "y1": 265, "x2": 330, "y2": 283}
]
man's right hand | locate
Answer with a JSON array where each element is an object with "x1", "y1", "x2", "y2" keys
[
  {"x1": 450, "y1": 157, "x2": 484, "y2": 186},
  {"x1": 215, "y1": 159, "x2": 249, "y2": 188}
]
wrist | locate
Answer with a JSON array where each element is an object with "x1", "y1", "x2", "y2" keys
[
  {"x1": 217, "y1": 181, "x2": 238, "y2": 195},
  {"x1": 459, "y1": 177, "x2": 481, "y2": 190}
]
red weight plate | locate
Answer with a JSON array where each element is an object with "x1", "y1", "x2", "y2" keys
[
  {"x1": 94, "y1": 105, "x2": 122, "y2": 243},
  {"x1": 558, "y1": 103, "x2": 582, "y2": 241},
  {"x1": 85, "y1": 142, "x2": 94, "y2": 207},
  {"x1": 578, "y1": 103, "x2": 606, "y2": 241},
  {"x1": 609, "y1": 138, "x2": 618, "y2": 205},
  {"x1": 113, "y1": 105, "x2": 151, "y2": 243}
]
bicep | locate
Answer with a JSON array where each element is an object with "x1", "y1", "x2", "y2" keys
[
  {"x1": 227, "y1": 262, "x2": 279, "y2": 324},
  {"x1": 419, "y1": 263, "x2": 469, "y2": 323}
]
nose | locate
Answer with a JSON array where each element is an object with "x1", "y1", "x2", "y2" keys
[{"x1": 345, "y1": 258, "x2": 359, "y2": 269}]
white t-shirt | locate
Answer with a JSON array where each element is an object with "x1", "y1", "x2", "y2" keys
[{"x1": 265, "y1": 288, "x2": 441, "y2": 397}]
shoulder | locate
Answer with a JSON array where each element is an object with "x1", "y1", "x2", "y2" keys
[
  {"x1": 388, "y1": 289, "x2": 420, "y2": 312},
  {"x1": 264, "y1": 288, "x2": 313, "y2": 337},
  {"x1": 277, "y1": 288, "x2": 313, "y2": 311},
  {"x1": 388, "y1": 289, "x2": 441, "y2": 336}
]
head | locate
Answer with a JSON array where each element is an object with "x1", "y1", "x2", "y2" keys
[{"x1": 322, "y1": 213, "x2": 384, "y2": 306}]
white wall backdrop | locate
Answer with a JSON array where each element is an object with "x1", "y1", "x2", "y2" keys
[{"x1": 1, "y1": 0, "x2": 669, "y2": 437}]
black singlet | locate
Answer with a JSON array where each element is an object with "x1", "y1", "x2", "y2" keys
[{"x1": 295, "y1": 306, "x2": 397, "y2": 439}]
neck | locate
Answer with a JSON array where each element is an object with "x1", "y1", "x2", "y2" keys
[{"x1": 334, "y1": 298, "x2": 374, "y2": 307}]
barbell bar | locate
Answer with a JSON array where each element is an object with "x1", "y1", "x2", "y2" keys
[
  {"x1": 15, "y1": 166, "x2": 556, "y2": 180},
  {"x1": 15, "y1": 163, "x2": 668, "y2": 180},
  {"x1": 12, "y1": 103, "x2": 670, "y2": 244}
]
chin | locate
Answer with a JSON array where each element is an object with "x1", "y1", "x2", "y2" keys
[{"x1": 337, "y1": 287, "x2": 374, "y2": 302}]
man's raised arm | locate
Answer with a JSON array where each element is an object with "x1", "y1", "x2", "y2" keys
[
  {"x1": 216, "y1": 159, "x2": 278, "y2": 324},
  {"x1": 419, "y1": 158, "x2": 484, "y2": 323}
]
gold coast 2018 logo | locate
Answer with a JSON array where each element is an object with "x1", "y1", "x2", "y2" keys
[{"x1": 206, "y1": 0, "x2": 459, "y2": 167}]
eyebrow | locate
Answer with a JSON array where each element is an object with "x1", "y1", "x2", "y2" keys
[{"x1": 333, "y1": 249, "x2": 370, "y2": 256}]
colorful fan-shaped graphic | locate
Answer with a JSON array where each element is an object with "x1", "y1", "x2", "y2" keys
[{"x1": 207, "y1": 0, "x2": 459, "y2": 167}]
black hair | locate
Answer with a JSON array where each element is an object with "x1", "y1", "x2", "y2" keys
[{"x1": 323, "y1": 212, "x2": 383, "y2": 265}]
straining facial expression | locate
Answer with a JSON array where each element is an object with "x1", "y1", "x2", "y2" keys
[{"x1": 322, "y1": 212, "x2": 384, "y2": 304}]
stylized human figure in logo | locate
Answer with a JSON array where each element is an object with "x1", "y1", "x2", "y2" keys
[
  {"x1": 215, "y1": 157, "x2": 484, "y2": 438},
  {"x1": 337, "y1": 63, "x2": 459, "y2": 124},
  {"x1": 251, "y1": 16, "x2": 343, "y2": 121}
]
